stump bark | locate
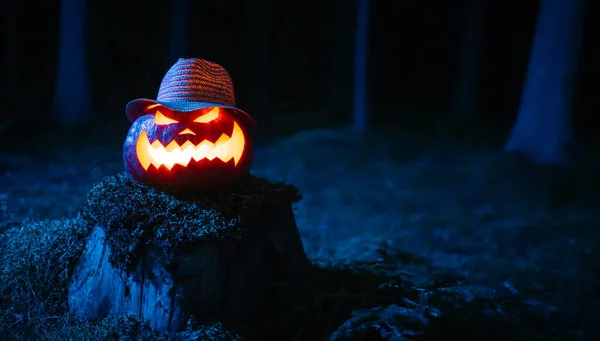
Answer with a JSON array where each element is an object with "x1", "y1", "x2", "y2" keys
[{"x1": 68, "y1": 174, "x2": 311, "y2": 334}]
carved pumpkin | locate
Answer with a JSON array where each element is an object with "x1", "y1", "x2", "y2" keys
[
  {"x1": 123, "y1": 105, "x2": 253, "y2": 190},
  {"x1": 122, "y1": 58, "x2": 255, "y2": 190}
]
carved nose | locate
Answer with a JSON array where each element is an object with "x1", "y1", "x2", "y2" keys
[{"x1": 179, "y1": 128, "x2": 196, "y2": 135}]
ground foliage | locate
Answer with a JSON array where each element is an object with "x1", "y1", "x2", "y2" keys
[{"x1": 0, "y1": 116, "x2": 599, "y2": 340}]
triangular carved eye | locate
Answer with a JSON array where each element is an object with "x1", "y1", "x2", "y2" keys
[
  {"x1": 193, "y1": 107, "x2": 219, "y2": 123},
  {"x1": 155, "y1": 111, "x2": 179, "y2": 125}
]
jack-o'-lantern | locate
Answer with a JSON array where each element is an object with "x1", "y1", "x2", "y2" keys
[{"x1": 123, "y1": 58, "x2": 256, "y2": 190}]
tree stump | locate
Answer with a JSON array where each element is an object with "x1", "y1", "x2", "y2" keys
[{"x1": 68, "y1": 173, "x2": 311, "y2": 334}]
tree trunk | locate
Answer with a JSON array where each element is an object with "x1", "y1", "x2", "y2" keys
[
  {"x1": 326, "y1": 0, "x2": 355, "y2": 116},
  {"x1": 352, "y1": 0, "x2": 370, "y2": 132},
  {"x1": 69, "y1": 203, "x2": 311, "y2": 334},
  {"x1": 505, "y1": 0, "x2": 586, "y2": 164},
  {"x1": 2, "y1": 0, "x2": 18, "y2": 130},
  {"x1": 246, "y1": 0, "x2": 271, "y2": 111},
  {"x1": 166, "y1": 0, "x2": 189, "y2": 69},
  {"x1": 452, "y1": 0, "x2": 487, "y2": 116},
  {"x1": 4, "y1": 0, "x2": 18, "y2": 92},
  {"x1": 54, "y1": 0, "x2": 93, "y2": 127}
]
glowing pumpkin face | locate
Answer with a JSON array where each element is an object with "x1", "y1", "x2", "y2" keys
[{"x1": 123, "y1": 104, "x2": 254, "y2": 190}]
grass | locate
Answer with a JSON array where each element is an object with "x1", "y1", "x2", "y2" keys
[{"x1": 0, "y1": 114, "x2": 599, "y2": 340}]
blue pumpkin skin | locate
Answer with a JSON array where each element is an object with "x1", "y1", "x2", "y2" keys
[{"x1": 123, "y1": 107, "x2": 254, "y2": 191}]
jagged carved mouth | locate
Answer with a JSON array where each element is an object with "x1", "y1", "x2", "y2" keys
[{"x1": 135, "y1": 122, "x2": 245, "y2": 170}]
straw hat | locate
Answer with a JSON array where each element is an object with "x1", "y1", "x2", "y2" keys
[{"x1": 126, "y1": 58, "x2": 254, "y2": 126}]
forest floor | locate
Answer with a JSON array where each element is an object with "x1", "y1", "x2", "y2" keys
[{"x1": 0, "y1": 115, "x2": 599, "y2": 340}]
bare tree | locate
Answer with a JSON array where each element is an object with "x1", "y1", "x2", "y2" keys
[
  {"x1": 246, "y1": 0, "x2": 271, "y2": 110},
  {"x1": 505, "y1": 0, "x2": 586, "y2": 164},
  {"x1": 353, "y1": 0, "x2": 370, "y2": 132},
  {"x1": 166, "y1": 0, "x2": 189, "y2": 69},
  {"x1": 453, "y1": 0, "x2": 487, "y2": 116},
  {"x1": 326, "y1": 0, "x2": 355, "y2": 117},
  {"x1": 4, "y1": 0, "x2": 18, "y2": 96},
  {"x1": 1, "y1": 0, "x2": 18, "y2": 131},
  {"x1": 54, "y1": 0, "x2": 92, "y2": 126}
]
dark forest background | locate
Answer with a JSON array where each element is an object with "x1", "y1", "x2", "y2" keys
[
  {"x1": 2, "y1": 0, "x2": 599, "y2": 140},
  {"x1": 2, "y1": 1, "x2": 600, "y2": 340}
]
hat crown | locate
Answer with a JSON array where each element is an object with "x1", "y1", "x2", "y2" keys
[{"x1": 156, "y1": 58, "x2": 236, "y2": 107}]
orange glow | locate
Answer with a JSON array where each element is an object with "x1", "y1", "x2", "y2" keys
[
  {"x1": 155, "y1": 111, "x2": 179, "y2": 125},
  {"x1": 178, "y1": 128, "x2": 196, "y2": 135},
  {"x1": 146, "y1": 104, "x2": 162, "y2": 110},
  {"x1": 136, "y1": 122, "x2": 246, "y2": 170},
  {"x1": 193, "y1": 107, "x2": 219, "y2": 123}
]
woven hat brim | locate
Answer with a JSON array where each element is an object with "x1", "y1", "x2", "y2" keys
[{"x1": 126, "y1": 98, "x2": 256, "y2": 127}]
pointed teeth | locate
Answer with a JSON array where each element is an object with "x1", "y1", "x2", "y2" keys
[{"x1": 135, "y1": 123, "x2": 246, "y2": 170}]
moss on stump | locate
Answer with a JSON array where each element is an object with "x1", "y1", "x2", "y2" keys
[
  {"x1": 70, "y1": 172, "x2": 310, "y2": 334},
  {"x1": 81, "y1": 172, "x2": 302, "y2": 274}
]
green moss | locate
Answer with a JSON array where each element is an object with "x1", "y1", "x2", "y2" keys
[{"x1": 81, "y1": 172, "x2": 301, "y2": 273}]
